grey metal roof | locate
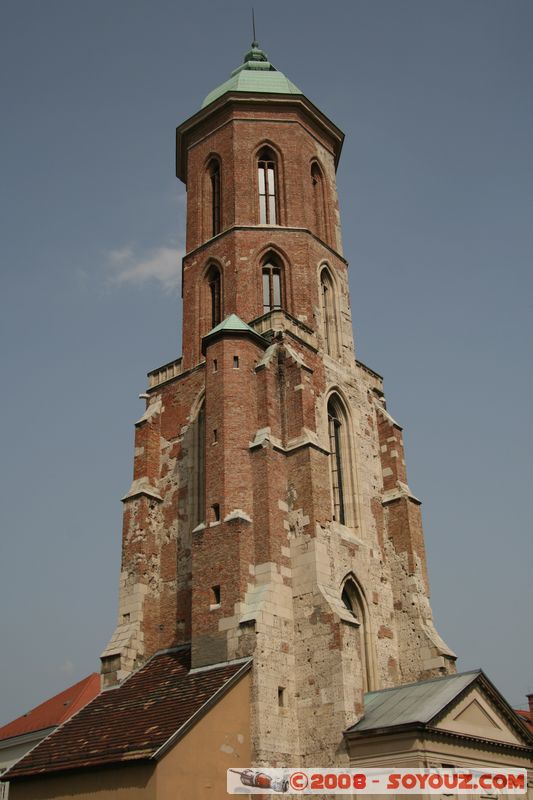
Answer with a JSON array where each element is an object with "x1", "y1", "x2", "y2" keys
[{"x1": 346, "y1": 671, "x2": 481, "y2": 734}]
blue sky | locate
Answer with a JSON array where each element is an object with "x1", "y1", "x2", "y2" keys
[{"x1": 0, "y1": 0, "x2": 532, "y2": 725}]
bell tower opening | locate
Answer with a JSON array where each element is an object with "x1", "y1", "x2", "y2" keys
[
  {"x1": 257, "y1": 147, "x2": 278, "y2": 225},
  {"x1": 262, "y1": 253, "x2": 283, "y2": 313}
]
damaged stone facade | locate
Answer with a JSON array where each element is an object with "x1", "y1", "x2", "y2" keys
[{"x1": 101, "y1": 63, "x2": 456, "y2": 766}]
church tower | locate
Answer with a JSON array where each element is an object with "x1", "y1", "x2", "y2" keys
[{"x1": 101, "y1": 41, "x2": 456, "y2": 766}]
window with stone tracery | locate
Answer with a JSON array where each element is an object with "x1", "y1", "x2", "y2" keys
[
  {"x1": 262, "y1": 254, "x2": 283, "y2": 312},
  {"x1": 328, "y1": 396, "x2": 346, "y2": 524},
  {"x1": 258, "y1": 147, "x2": 278, "y2": 225},
  {"x1": 341, "y1": 576, "x2": 373, "y2": 692},
  {"x1": 206, "y1": 264, "x2": 222, "y2": 328},
  {"x1": 320, "y1": 267, "x2": 337, "y2": 356}
]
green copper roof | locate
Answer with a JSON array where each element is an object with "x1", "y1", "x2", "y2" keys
[
  {"x1": 207, "y1": 313, "x2": 258, "y2": 337},
  {"x1": 202, "y1": 313, "x2": 268, "y2": 356},
  {"x1": 201, "y1": 41, "x2": 303, "y2": 109}
]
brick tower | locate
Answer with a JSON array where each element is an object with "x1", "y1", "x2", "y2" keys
[{"x1": 101, "y1": 41, "x2": 456, "y2": 766}]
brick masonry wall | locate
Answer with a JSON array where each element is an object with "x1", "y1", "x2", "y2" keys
[{"x1": 102, "y1": 91, "x2": 456, "y2": 762}]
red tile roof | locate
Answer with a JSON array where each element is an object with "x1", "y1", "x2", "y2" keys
[
  {"x1": 3, "y1": 647, "x2": 251, "y2": 781},
  {"x1": 0, "y1": 673, "x2": 100, "y2": 742},
  {"x1": 516, "y1": 709, "x2": 533, "y2": 734}
]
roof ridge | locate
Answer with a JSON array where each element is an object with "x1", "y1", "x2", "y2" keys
[
  {"x1": 188, "y1": 656, "x2": 252, "y2": 674},
  {"x1": 101, "y1": 643, "x2": 191, "y2": 693},
  {"x1": 365, "y1": 669, "x2": 481, "y2": 698}
]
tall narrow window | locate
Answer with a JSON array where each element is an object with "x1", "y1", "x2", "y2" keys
[
  {"x1": 341, "y1": 577, "x2": 373, "y2": 692},
  {"x1": 320, "y1": 268, "x2": 336, "y2": 356},
  {"x1": 328, "y1": 396, "x2": 346, "y2": 524},
  {"x1": 258, "y1": 148, "x2": 277, "y2": 225},
  {"x1": 311, "y1": 162, "x2": 327, "y2": 241},
  {"x1": 195, "y1": 401, "x2": 205, "y2": 525},
  {"x1": 206, "y1": 265, "x2": 221, "y2": 328},
  {"x1": 262, "y1": 255, "x2": 283, "y2": 312},
  {"x1": 208, "y1": 159, "x2": 221, "y2": 237}
]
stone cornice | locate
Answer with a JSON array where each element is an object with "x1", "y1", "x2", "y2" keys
[
  {"x1": 176, "y1": 93, "x2": 344, "y2": 181},
  {"x1": 182, "y1": 224, "x2": 348, "y2": 266}
]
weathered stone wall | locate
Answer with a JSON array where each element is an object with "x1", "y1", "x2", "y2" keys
[
  {"x1": 102, "y1": 89, "x2": 455, "y2": 767},
  {"x1": 101, "y1": 365, "x2": 205, "y2": 684}
]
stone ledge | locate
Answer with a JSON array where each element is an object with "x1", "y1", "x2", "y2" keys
[
  {"x1": 192, "y1": 522, "x2": 206, "y2": 532},
  {"x1": 318, "y1": 583, "x2": 361, "y2": 627},
  {"x1": 122, "y1": 479, "x2": 163, "y2": 503},
  {"x1": 382, "y1": 481, "x2": 421, "y2": 506},
  {"x1": 249, "y1": 426, "x2": 328, "y2": 456},
  {"x1": 375, "y1": 402, "x2": 402, "y2": 429},
  {"x1": 135, "y1": 398, "x2": 162, "y2": 426},
  {"x1": 224, "y1": 509, "x2": 252, "y2": 524}
]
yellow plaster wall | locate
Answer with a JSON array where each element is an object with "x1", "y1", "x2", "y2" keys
[
  {"x1": 6, "y1": 763, "x2": 156, "y2": 800},
  {"x1": 156, "y1": 670, "x2": 251, "y2": 799}
]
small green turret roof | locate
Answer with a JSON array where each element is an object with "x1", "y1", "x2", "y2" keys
[
  {"x1": 201, "y1": 313, "x2": 268, "y2": 355},
  {"x1": 201, "y1": 41, "x2": 303, "y2": 109},
  {"x1": 207, "y1": 313, "x2": 258, "y2": 337}
]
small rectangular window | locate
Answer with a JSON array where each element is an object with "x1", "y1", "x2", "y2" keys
[
  {"x1": 210, "y1": 585, "x2": 221, "y2": 608},
  {"x1": 213, "y1": 359, "x2": 218, "y2": 372},
  {"x1": 233, "y1": 355, "x2": 239, "y2": 369},
  {"x1": 263, "y1": 263, "x2": 283, "y2": 312},
  {"x1": 211, "y1": 503, "x2": 220, "y2": 522},
  {"x1": 213, "y1": 429, "x2": 218, "y2": 444},
  {"x1": 278, "y1": 686, "x2": 286, "y2": 707}
]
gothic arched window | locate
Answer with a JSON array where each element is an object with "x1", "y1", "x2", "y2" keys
[
  {"x1": 262, "y1": 254, "x2": 283, "y2": 313},
  {"x1": 206, "y1": 264, "x2": 222, "y2": 328},
  {"x1": 258, "y1": 147, "x2": 278, "y2": 225},
  {"x1": 195, "y1": 400, "x2": 206, "y2": 526},
  {"x1": 327, "y1": 395, "x2": 347, "y2": 524},
  {"x1": 207, "y1": 159, "x2": 221, "y2": 237},
  {"x1": 341, "y1": 577, "x2": 373, "y2": 692},
  {"x1": 320, "y1": 267, "x2": 336, "y2": 356},
  {"x1": 311, "y1": 162, "x2": 327, "y2": 241}
]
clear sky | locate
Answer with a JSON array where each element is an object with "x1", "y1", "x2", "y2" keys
[{"x1": 0, "y1": 0, "x2": 531, "y2": 725}]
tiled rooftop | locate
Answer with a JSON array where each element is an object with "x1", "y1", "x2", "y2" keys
[
  {"x1": 0, "y1": 673, "x2": 100, "y2": 742},
  {"x1": 3, "y1": 648, "x2": 250, "y2": 780},
  {"x1": 516, "y1": 709, "x2": 533, "y2": 734}
]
